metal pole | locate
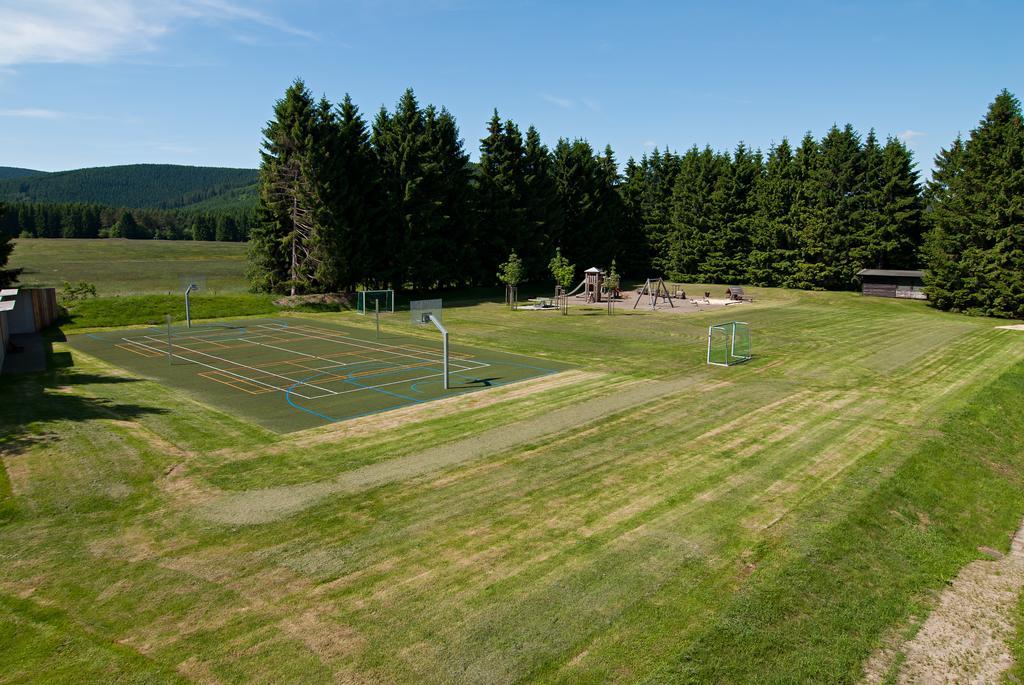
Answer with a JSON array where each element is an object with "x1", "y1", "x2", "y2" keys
[
  {"x1": 442, "y1": 329, "x2": 449, "y2": 389},
  {"x1": 185, "y1": 284, "x2": 193, "y2": 328},
  {"x1": 375, "y1": 300, "x2": 380, "y2": 339},
  {"x1": 707, "y1": 326, "x2": 712, "y2": 366},
  {"x1": 167, "y1": 314, "x2": 173, "y2": 365},
  {"x1": 428, "y1": 314, "x2": 449, "y2": 390}
]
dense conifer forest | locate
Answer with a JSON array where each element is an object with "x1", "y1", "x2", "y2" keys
[
  {"x1": 248, "y1": 79, "x2": 1022, "y2": 316},
  {"x1": 0, "y1": 201, "x2": 254, "y2": 242},
  {"x1": 0, "y1": 164, "x2": 256, "y2": 210}
]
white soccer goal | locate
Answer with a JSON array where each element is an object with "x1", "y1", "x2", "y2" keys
[
  {"x1": 357, "y1": 289, "x2": 394, "y2": 315},
  {"x1": 707, "y1": 321, "x2": 751, "y2": 366}
]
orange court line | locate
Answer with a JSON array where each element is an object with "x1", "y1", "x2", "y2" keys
[
  {"x1": 116, "y1": 342, "x2": 164, "y2": 358},
  {"x1": 198, "y1": 370, "x2": 274, "y2": 395}
]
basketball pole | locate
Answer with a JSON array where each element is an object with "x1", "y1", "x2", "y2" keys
[{"x1": 427, "y1": 313, "x2": 449, "y2": 390}]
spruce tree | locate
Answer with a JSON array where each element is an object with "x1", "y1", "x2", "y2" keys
[
  {"x1": 749, "y1": 139, "x2": 798, "y2": 285},
  {"x1": 248, "y1": 78, "x2": 322, "y2": 294},
  {"x1": 475, "y1": 110, "x2": 527, "y2": 284},
  {"x1": 0, "y1": 202, "x2": 21, "y2": 288},
  {"x1": 925, "y1": 90, "x2": 1024, "y2": 317},
  {"x1": 794, "y1": 124, "x2": 863, "y2": 289},
  {"x1": 521, "y1": 126, "x2": 561, "y2": 280}
]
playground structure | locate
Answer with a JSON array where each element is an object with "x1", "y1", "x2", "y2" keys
[
  {"x1": 633, "y1": 277, "x2": 676, "y2": 310},
  {"x1": 561, "y1": 267, "x2": 606, "y2": 303}
]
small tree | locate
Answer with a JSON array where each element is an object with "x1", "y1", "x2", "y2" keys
[
  {"x1": 606, "y1": 258, "x2": 621, "y2": 295},
  {"x1": 497, "y1": 249, "x2": 525, "y2": 308},
  {"x1": 548, "y1": 248, "x2": 575, "y2": 315},
  {"x1": 548, "y1": 248, "x2": 575, "y2": 290}
]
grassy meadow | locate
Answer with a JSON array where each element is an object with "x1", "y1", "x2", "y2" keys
[
  {"x1": 3, "y1": 275, "x2": 1024, "y2": 682},
  {"x1": 9, "y1": 238, "x2": 250, "y2": 295}
]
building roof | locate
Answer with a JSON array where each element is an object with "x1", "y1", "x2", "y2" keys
[{"x1": 856, "y1": 269, "x2": 925, "y2": 278}]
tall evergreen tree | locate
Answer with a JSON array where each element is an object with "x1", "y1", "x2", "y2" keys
[
  {"x1": 749, "y1": 139, "x2": 798, "y2": 285},
  {"x1": 475, "y1": 110, "x2": 527, "y2": 283},
  {"x1": 925, "y1": 89, "x2": 1024, "y2": 317},
  {"x1": 248, "y1": 79, "x2": 322, "y2": 294},
  {"x1": 520, "y1": 126, "x2": 561, "y2": 280},
  {"x1": 372, "y1": 91, "x2": 473, "y2": 288},
  {"x1": 313, "y1": 95, "x2": 379, "y2": 290},
  {"x1": 0, "y1": 202, "x2": 21, "y2": 288},
  {"x1": 793, "y1": 124, "x2": 863, "y2": 289}
]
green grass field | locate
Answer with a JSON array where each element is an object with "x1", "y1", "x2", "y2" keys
[
  {"x1": 9, "y1": 238, "x2": 250, "y2": 294},
  {"x1": 3, "y1": 285, "x2": 1024, "y2": 683}
]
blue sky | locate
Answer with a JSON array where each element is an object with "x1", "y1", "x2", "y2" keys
[{"x1": 0, "y1": 0, "x2": 1021, "y2": 178}]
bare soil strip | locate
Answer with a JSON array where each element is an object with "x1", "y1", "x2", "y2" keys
[
  {"x1": 861, "y1": 519, "x2": 1024, "y2": 684},
  {"x1": 200, "y1": 373, "x2": 721, "y2": 525}
]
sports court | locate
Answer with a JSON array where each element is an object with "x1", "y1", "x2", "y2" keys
[{"x1": 69, "y1": 317, "x2": 569, "y2": 432}]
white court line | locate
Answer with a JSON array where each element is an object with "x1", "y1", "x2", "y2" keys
[
  {"x1": 125, "y1": 336, "x2": 335, "y2": 398},
  {"x1": 256, "y1": 323, "x2": 452, "y2": 366},
  {"x1": 122, "y1": 323, "x2": 493, "y2": 401}
]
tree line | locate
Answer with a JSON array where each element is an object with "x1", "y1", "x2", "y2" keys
[
  {"x1": 0, "y1": 202, "x2": 255, "y2": 242},
  {"x1": 244, "y1": 81, "x2": 1024, "y2": 319},
  {"x1": 0, "y1": 164, "x2": 257, "y2": 210},
  {"x1": 248, "y1": 79, "x2": 930, "y2": 297}
]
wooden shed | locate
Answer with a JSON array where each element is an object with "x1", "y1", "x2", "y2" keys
[
  {"x1": 726, "y1": 286, "x2": 745, "y2": 301},
  {"x1": 5, "y1": 287, "x2": 58, "y2": 333},
  {"x1": 856, "y1": 269, "x2": 926, "y2": 300}
]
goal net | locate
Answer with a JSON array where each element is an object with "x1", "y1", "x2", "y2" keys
[
  {"x1": 707, "y1": 321, "x2": 751, "y2": 366},
  {"x1": 357, "y1": 289, "x2": 394, "y2": 315}
]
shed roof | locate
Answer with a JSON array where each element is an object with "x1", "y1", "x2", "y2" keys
[
  {"x1": 856, "y1": 269, "x2": 925, "y2": 278},
  {"x1": 0, "y1": 288, "x2": 17, "y2": 298},
  {"x1": 0, "y1": 301, "x2": 15, "y2": 312},
  {"x1": 584, "y1": 266, "x2": 602, "y2": 273}
]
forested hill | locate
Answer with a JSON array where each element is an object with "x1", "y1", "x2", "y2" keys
[
  {"x1": 0, "y1": 164, "x2": 258, "y2": 210},
  {"x1": 0, "y1": 166, "x2": 45, "y2": 180}
]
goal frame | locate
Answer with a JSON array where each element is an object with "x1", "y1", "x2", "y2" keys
[
  {"x1": 357, "y1": 289, "x2": 395, "y2": 315},
  {"x1": 707, "y1": 321, "x2": 751, "y2": 366}
]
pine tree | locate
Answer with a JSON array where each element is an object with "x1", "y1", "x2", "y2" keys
[
  {"x1": 749, "y1": 139, "x2": 798, "y2": 285},
  {"x1": 475, "y1": 110, "x2": 527, "y2": 284},
  {"x1": 794, "y1": 124, "x2": 863, "y2": 289},
  {"x1": 925, "y1": 89, "x2": 1024, "y2": 317},
  {"x1": 313, "y1": 94, "x2": 379, "y2": 290},
  {"x1": 875, "y1": 137, "x2": 924, "y2": 268},
  {"x1": 0, "y1": 202, "x2": 21, "y2": 288},
  {"x1": 521, "y1": 126, "x2": 561, "y2": 280},
  {"x1": 248, "y1": 79, "x2": 323, "y2": 294},
  {"x1": 110, "y1": 210, "x2": 141, "y2": 239},
  {"x1": 669, "y1": 146, "x2": 730, "y2": 281}
]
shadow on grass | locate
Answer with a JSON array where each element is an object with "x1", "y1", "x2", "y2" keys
[{"x1": 0, "y1": 369, "x2": 167, "y2": 460}]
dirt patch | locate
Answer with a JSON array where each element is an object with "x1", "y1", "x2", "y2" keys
[
  {"x1": 200, "y1": 373, "x2": 718, "y2": 525},
  {"x1": 862, "y1": 519, "x2": 1024, "y2": 684},
  {"x1": 273, "y1": 292, "x2": 352, "y2": 308},
  {"x1": 996, "y1": 324, "x2": 1024, "y2": 331},
  {"x1": 278, "y1": 606, "x2": 365, "y2": 662},
  {"x1": 217, "y1": 370, "x2": 604, "y2": 462}
]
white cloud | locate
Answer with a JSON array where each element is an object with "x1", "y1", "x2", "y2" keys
[
  {"x1": 642, "y1": 140, "x2": 657, "y2": 148},
  {"x1": 0, "y1": 108, "x2": 66, "y2": 119},
  {"x1": 541, "y1": 94, "x2": 574, "y2": 109},
  {"x1": 581, "y1": 97, "x2": 601, "y2": 113},
  {"x1": 898, "y1": 129, "x2": 926, "y2": 142},
  {"x1": 0, "y1": 0, "x2": 314, "y2": 67}
]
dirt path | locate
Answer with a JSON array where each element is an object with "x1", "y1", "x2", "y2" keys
[
  {"x1": 200, "y1": 373, "x2": 725, "y2": 525},
  {"x1": 862, "y1": 519, "x2": 1024, "y2": 684}
]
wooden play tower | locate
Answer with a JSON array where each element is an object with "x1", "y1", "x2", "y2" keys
[{"x1": 583, "y1": 267, "x2": 604, "y2": 303}]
